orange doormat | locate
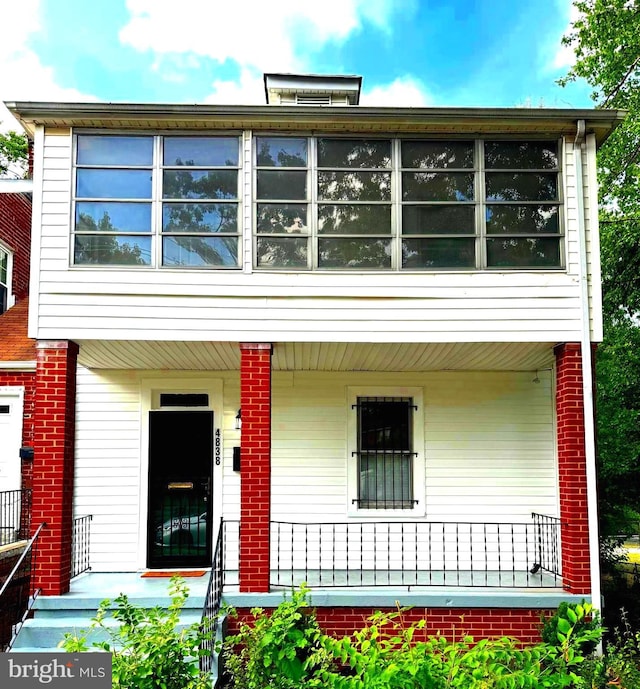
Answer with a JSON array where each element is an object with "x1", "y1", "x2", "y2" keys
[{"x1": 141, "y1": 570, "x2": 207, "y2": 578}]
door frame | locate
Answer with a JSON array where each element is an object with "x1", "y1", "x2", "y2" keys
[
  {"x1": 139, "y1": 376, "x2": 223, "y2": 570},
  {"x1": 0, "y1": 386, "x2": 25, "y2": 492}
]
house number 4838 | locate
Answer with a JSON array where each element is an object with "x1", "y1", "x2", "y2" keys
[{"x1": 215, "y1": 428, "x2": 221, "y2": 465}]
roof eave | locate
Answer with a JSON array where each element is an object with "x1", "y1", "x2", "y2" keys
[{"x1": 4, "y1": 101, "x2": 626, "y2": 145}]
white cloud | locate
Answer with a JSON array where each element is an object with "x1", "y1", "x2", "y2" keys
[
  {"x1": 550, "y1": 0, "x2": 583, "y2": 71},
  {"x1": 120, "y1": 0, "x2": 396, "y2": 73},
  {"x1": 361, "y1": 76, "x2": 434, "y2": 107},
  {"x1": 203, "y1": 69, "x2": 265, "y2": 105},
  {"x1": 0, "y1": 0, "x2": 97, "y2": 133}
]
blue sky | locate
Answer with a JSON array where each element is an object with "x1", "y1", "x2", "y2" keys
[{"x1": 1, "y1": 0, "x2": 593, "y2": 131}]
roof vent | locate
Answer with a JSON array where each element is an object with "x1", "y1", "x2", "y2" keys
[
  {"x1": 296, "y1": 93, "x2": 332, "y2": 106},
  {"x1": 264, "y1": 73, "x2": 362, "y2": 106}
]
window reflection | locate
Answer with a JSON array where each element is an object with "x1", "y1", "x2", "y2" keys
[
  {"x1": 163, "y1": 236, "x2": 238, "y2": 267},
  {"x1": 76, "y1": 169, "x2": 152, "y2": 199},
  {"x1": 318, "y1": 205, "x2": 391, "y2": 235},
  {"x1": 402, "y1": 238, "x2": 476, "y2": 269},
  {"x1": 163, "y1": 137, "x2": 238, "y2": 166},
  {"x1": 77, "y1": 135, "x2": 153, "y2": 166},
  {"x1": 318, "y1": 238, "x2": 391, "y2": 269},
  {"x1": 257, "y1": 237, "x2": 308, "y2": 268},
  {"x1": 318, "y1": 171, "x2": 391, "y2": 202},
  {"x1": 485, "y1": 141, "x2": 558, "y2": 169},
  {"x1": 318, "y1": 139, "x2": 391, "y2": 168},
  {"x1": 402, "y1": 172, "x2": 474, "y2": 202},
  {"x1": 486, "y1": 237, "x2": 560, "y2": 267},
  {"x1": 485, "y1": 173, "x2": 557, "y2": 202},
  {"x1": 402, "y1": 141, "x2": 473, "y2": 169},
  {"x1": 257, "y1": 204, "x2": 308, "y2": 234},
  {"x1": 256, "y1": 137, "x2": 307, "y2": 167},
  {"x1": 74, "y1": 235, "x2": 151, "y2": 265}
]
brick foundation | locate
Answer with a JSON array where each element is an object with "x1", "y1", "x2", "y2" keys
[
  {"x1": 227, "y1": 606, "x2": 552, "y2": 645},
  {"x1": 555, "y1": 343, "x2": 592, "y2": 594},
  {"x1": 32, "y1": 340, "x2": 79, "y2": 595},
  {"x1": 239, "y1": 343, "x2": 273, "y2": 593}
]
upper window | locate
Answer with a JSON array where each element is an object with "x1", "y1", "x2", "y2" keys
[
  {"x1": 484, "y1": 142, "x2": 561, "y2": 268},
  {"x1": 0, "y1": 246, "x2": 9, "y2": 314},
  {"x1": 253, "y1": 137, "x2": 562, "y2": 271},
  {"x1": 73, "y1": 135, "x2": 241, "y2": 267}
]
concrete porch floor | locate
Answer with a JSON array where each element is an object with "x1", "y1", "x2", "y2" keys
[{"x1": 64, "y1": 570, "x2": 210, "y2": 606}]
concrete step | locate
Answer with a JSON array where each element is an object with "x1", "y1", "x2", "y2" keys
[{"x1": 12, "y1": 611, "x2": 203, "y2": 650}]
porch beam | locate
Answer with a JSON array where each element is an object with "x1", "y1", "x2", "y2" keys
[{"x1": 238, "y1": 343, "x2": 273, "y2": 593}]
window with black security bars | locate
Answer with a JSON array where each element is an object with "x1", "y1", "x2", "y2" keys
[{"x1": 354, "y1": 397, "x2": 417, "y2": 509}]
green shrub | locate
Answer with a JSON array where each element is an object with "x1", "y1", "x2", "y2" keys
[
  {"x1": 540, "y1": 601, "x2": 602, "y2": 656},
  {"x1": 60, "y1": 576, "x2": 212, "y2": 689},
  {"x1": 223, "y1": 585, "x2": 330, "y2": 689},
  {"x1": 222, "y1": 591, "x2": 610, "y2": 688},
  {"x1": 310, "y1": 605, "x2": 589, "y2": 689}
]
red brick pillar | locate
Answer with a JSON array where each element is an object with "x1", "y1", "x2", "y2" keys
[
  {"x1": 555, "y1": 343, "x2": 591, "y2": 594},
  {"x1": 239, "y1": 343, "x2": 273, "y2": 593},
  {"x1": 32, "y1": 340, "x2": 79, "y2": 595}
]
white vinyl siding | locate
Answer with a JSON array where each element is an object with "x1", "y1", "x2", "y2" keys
[
  {"x1": 269, "y1": 370, "x2": 556, "y2": 524},
  {"x1": 32, "y1": 128, "x2": 601, "y2": 342},
  {"x1": 73, "y1": 366, "x2": 143, "y2": 571}
]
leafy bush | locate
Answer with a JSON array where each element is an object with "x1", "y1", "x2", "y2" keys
[
  {"x1": 310, "y1": 604, "x2": 600, "y2": 689},
  {"x1": 223, "y1": 591, "x2": 610, "y2": 689},
  {"x1": 223, "y1": 585, "x2": 330, "y2": 689},
  {"x1": 61, "y1": 576, "x2": 212, "y2": 689},
  {"x1": 540, "y1": 601, "x2": 602, "y2": 656}
]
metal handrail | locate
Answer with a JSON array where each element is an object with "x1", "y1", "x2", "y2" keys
[
  {"x1": 0, "y1": 522, "x2": 46, "y2": 651},
  {"x1": 200, "y1": 518, "x2": 225, "y2": 674}
]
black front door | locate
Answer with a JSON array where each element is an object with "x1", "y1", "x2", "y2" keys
[{"x1": 147, "y1": 410, "x2": 213, "y2": 568}]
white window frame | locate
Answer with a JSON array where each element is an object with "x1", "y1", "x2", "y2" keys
[
  {"x1": 252, "y1": 135, "x2": 565, "y2": 272},
  {"x1": 0, "y1": 241, "x2": 14, "y2": 314},
  {"x1": 71, "y1": 132, "x2": 243, "y2": 270},
  {"x1": 347, "y1": 386, "x2": 425, "y2": 517}
]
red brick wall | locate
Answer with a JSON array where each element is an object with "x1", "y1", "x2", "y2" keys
[
  {"x1": 32, "y1": 341, "x2": 78, "y2": 595},
  {"x1": 0, "y1": 193, "x2": 32, "y2": 301},
  {"x1": 227, "y1": 606, "x2": 553, "y2": 645},
  {"x1": 239, "y1": 343, "x2": 273, "y2": 593},
  {"x1": 555, "y1": 343, "x2": 591, "y2": 594}
]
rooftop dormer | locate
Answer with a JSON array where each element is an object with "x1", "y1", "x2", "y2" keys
[{"x1": 263, "y1": 73, "x2": 362, "y2": 106}]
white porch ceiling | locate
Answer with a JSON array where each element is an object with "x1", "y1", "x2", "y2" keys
[{"x1": 77, "y1": 340, "x2": 556, "y2": 372}]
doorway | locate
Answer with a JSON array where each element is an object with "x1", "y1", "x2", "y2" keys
[{"x1": 147, "y1": 410, "x2": 213, "y2": 568}]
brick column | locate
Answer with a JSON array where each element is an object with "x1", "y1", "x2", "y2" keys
[
  {"x1": 32, "y1": 340, "x2": 79, "y2": 595},
  {"x1": 555, "y1": 342, "x2": 591, "y2": 594},
  {"x1": 239, "y1": 343, "x2": 273, "y2": 593}
]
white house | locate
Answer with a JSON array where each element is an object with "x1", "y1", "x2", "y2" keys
[{"x1": 4, "y1": 74, "x2": 624, "y2": 645}]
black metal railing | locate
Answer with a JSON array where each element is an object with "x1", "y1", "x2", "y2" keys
[
  {"x1": 531, "y1": 512, "x2": 563, "y2": 577},
  {"x1": 200, "y1": 519, "x2": 225, "y2": 675},
  {"x1": 0, "y1": 489, "x2": 32, "y2": 545},
  {"x1": 71, "y1": 515, "x2": 92, "y2": 579},
  {"x1": 269, "y1": 516, "x2": 563, "y2": 588},
  {"x1": 0, "y1": 522, "x2": 46, "y2": 651}
]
